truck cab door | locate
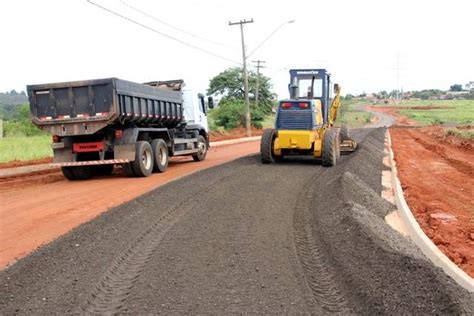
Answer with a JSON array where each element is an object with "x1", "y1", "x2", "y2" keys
[{"x1": 197, "y1": 94, "x2": 208, "y2": 132}]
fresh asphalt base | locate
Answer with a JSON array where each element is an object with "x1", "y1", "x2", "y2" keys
[{"x1": 1, "y1": 129, "x2": 472, "y2": 314}]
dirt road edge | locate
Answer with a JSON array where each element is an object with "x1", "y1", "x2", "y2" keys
[
  {"x1": 387, "y1": 130, "x2": 474, "y2": 292},
  {"x1": 0, "y1": 136, "x2": 262, "y2": 178}
]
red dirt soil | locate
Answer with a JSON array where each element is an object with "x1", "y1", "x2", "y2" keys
[
  {"x1": 209, "y1": 127, "x2": 263, "y2": 141},
  {"x1": 0, "y1": 157, "x2": 53, "y2": 169},
  {"x1": 0, "y1": 141, "x2": 260, "y2": 269},
  {"x1": 390, "y1": 126, "x2": 474, "y2": 277}
]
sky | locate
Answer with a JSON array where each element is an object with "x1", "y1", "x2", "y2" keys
[{"x1": 0, "y1": 0, "x2": 473, "y2": 98}]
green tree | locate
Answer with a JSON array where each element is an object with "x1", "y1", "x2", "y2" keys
[
  {"x1": 209, "y1": 98, "x2": 265, "y2": 129},
  {"x1": 449, "y1": 84, "x2": 462, "y2": 92},
  {"x1": 389, "y1": 90, "x2": 400, "y2": 98},
  {"x1": 207, "y1": 67, "x2": 275, "y2": 114},
  {"x1": 207, "y1": 67, "x2": 276, "y2": 130}
]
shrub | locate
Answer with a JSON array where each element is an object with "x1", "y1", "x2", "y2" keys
[{"x1": 209, "y1": 98, "x2": 265, "y2": 130}]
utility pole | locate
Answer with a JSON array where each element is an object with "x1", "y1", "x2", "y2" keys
[
  {"x1": 252, "y1": 60, "x2": 266, "y2": 108},
  {"x1": 229, "y1": 18, "x2": 254, "y2": 137},
  {"x1": 396, "y1": 53, "x2": 400, "y2": 103}
]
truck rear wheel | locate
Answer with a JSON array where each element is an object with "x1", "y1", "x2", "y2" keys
[
  {"x1": 152, "y1": 139, "x2": 169, "y2": 173},
  {"x1": 62, "y1": 166, "x2": 93, "y2": 180},
  {"x1": 260, "y1": 128, "x2": 278, "y2": 164},
  {"x1": 92, "y1": 164, "x2": 114, "y2": 176},
  {"x1": 61, "y1": 167, "x2": 77, "y2": 180},
  {"x1": 131, "y1": 141, "x2": 154, "y2": 177},
  {"x1": 192, "y1": 135, "x2": 207, "y2": 162},
  {"x1": 322, "y1": 129, "x2": 339, "y2": 167},
  {"x1": 123, "y1": 163, "x2": 135, "y2": 177}
]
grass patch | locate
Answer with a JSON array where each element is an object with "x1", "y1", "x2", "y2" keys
[
  {"x1": 339, "y1": 111, "x2": 372, "y2": 128},
  {"x1": 0, "y1": 135, "x2": 53, "y2": 163},
  {"x1": 339, "y1": 99, "x2": 372, "y2": 128},
  {"x1": 393, "y1": 100, "x2": 473, "y2": 125},
  {"x1": 445, "y1": 127, "x2": 474, "y2": 140}
]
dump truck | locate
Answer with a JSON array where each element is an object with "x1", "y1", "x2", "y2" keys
[
  {"x1": 260, "y1": 69, "x2": 357, "y2": 166},
  {"x1": 27, "y1": 78, "x2": 213, "y2": 180}
]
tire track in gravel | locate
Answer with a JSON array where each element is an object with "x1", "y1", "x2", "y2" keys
[
  {"x1": 292, "y1": 174, "x2": 352, "y2": 314},
  {"x1": 79, "y1": 172, "x2": 236, "y2": 315}
]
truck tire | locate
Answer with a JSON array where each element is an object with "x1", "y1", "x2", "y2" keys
[
  {"x1": 72, "y1": 166, "x2": 93, "y2": 180},
  {"x1": 123, "y1": 163, "x2": 135, "y2": 177},
  {"x1": 92, "y1": 164, "x2": 114, "y2": 176},
  {"x1": 192, "y1": 135, "x2": 207, "y2": 162},
  {"x1": 131, "y1": 141, "x2": 154, "y2": 177},
  {"x1": 322, "y1": 129, "x2": 338, "y2": 167},
  {"x1": 260, "y1": 128, "x2": 278, "y2": 164},
  {"x1": 61, "y1": 167, "x2": 77, "y2": 180},
  {"x1": 152, "y1": 139, "x2": 169, "y2": 173},
  {"x1": 340, "y1": 124, "x2": 351, "y2": 141}
]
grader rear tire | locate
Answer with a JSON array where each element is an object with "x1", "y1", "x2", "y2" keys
[
  {"x1": 260, "y1": 128, "x2": 277, "y2": 164},
  {"x1": 322, "y1": 129, "x2": 339, "y2": 167}
]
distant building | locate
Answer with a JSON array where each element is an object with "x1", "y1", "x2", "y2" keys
[{"x1": 466, "y1": 81, "x2": 474, "y2": 91}]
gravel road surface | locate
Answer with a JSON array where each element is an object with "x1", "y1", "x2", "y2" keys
[
  {"x1": 0, "y1": 141, "x2": 259, "y2": 269},
  {"x1": 354, "y1": 103, "x2": 396, "y2": 128},
  {"x1": 1, "y1": 128, "x2": 472, "y2": 314}
]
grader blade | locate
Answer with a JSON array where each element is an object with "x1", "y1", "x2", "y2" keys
[{"x1": 340, "y1": 139, "x2": 358, "y2": 154}]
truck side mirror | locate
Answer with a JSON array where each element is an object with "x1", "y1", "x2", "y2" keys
[
  {"x1": 208, "y1": 96, "x2": 214, "y2": 109},
  {"x1": 334, "y1": 84, "x2": 340, "y2": 93}
]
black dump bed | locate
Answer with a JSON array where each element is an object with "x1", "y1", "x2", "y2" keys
[{"x1": 27, "y1": 78, "x2": 184, "y2": 135}]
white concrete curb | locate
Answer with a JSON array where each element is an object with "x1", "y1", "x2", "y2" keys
[
  {"x1": 210, "y1": 136, "x2": 261, "y2": 147},
  {"x1": 387, "y1": 130, "x2": 474, "y2": 292}
]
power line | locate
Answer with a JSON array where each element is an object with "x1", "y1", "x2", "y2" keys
[
  {"x1": 248, "y1": 20, "x2": 294, "y2": 58},
  {"x1": 85, "y1": 0, "x2": 240, "y2": 64},
  {"x1": 119, "y1": 0, "x2": 236, "y2": 50}
]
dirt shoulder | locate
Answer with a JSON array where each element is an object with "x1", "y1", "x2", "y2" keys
[
  {"x1": 0, "y1": 141, "x2": 260, "y2": 269},
  {"x1": 367, "y1": 105, "x2": 418, "y2": 126},
  {"x1": 0, "y1": 157, "x2": 53, "y2": 169},
  {"x1": 209, "y1": 127, "x2": 263, "y2": 141},
  {"x1": 390, "y1": 126, "x2": 474, "y2": 277}
]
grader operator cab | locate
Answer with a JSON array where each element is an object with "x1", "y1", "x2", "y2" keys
[{"x1": 260, "y1": 69, "x2": 357, "y2": 166}]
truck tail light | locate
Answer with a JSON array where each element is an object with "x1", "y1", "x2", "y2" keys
[
  {"x1": 281, "y1": 102, "x2": 292, "y2": 109},
  {"x1": 52, "y1": 135, "x2": 60, "y2": 143},
  {"x1": 115, "y1": 129, "x2": 123, "y2": 139},
  {"x1": 299, "y1": 102, "x2": 309, "y2": 109}
]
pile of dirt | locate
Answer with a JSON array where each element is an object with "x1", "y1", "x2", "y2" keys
[
  {"x1": 422, "y1": 125, "x2": 473, "y2": 152},
  {"x1": 209, "y1": 127, "x2": 263, "y2": 141},
  {"x1": 0, "y1": 157, "x2": 52, "y2": 169},
  {"x1": 305, "y1": 128, "x2": 473, "y2": 314},
  {"x1": 391, "y1": 127, "x2": 474, "y2": 277}
]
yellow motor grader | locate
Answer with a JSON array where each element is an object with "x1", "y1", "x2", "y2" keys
[{"x1": 260, "y1": 69, "x2": 357, "y2": 166}]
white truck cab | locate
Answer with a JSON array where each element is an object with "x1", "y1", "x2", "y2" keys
[{"x1": 182, "y1": 89, "x2": 210, "y2": 132}]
